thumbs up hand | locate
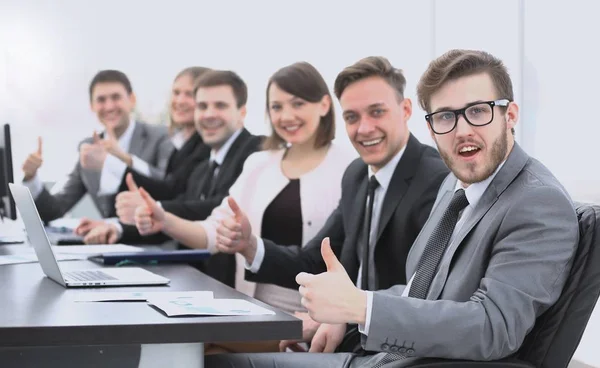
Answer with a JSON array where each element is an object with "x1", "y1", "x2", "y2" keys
[
  {"x1": 22, "y1": 137, "x2": 44, "y2": 181},
  {"x1": 295, "y1": 237, "x2": 367, "y2": 325},
  {"x1": 80, "y1": 131, "x2": 108, "y2": 171},
  {"x1": 115, "y1": 173, "x2": 143, "y2": 225},
  {"x1": 99, "y1": 126, "x2": 133, "y2": 167},
  {"x1": 216, "y1": 197, "x2": 257, "y2": 261},
  {"x1": 134, "y1": 187, "x2": 166, "y2": 235}
]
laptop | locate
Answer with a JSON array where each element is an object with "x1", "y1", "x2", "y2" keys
[{"x1": 8, "y1": 183, "x2": 170, "y2": 287}]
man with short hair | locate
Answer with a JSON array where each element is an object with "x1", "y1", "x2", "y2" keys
[
  {"x1": 22, "y1": 69, "x2": 173, "y2": 223},
  {"x1": 206, "y1": 50, "x2": 579, "y2": 367}
]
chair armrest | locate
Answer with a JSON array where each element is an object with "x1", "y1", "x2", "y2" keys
[{"x1": 380, "y1": 357, "x2": 535, "y2": 368}]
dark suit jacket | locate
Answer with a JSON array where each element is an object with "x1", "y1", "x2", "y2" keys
[
  {"x1": 118, "y1": 131, "x2": 211, "y2": 201},
  {"x1": 35, "y1": 121, "x2": 172, "y2": 222},
  {"x1": 246, "y1": 134, "x2": 449, "y2": 291},
  {"x1": 120, "y1": 129, "x2": 264, "y2": 287}
]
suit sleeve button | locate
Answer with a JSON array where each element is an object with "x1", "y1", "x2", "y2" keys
[{"x1": 381, "y1": 343, "x2": 390, "y2": 351}]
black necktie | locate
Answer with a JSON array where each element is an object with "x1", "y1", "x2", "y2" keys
[
  {"x1": 199, "y1": 160, "x2": 219, "y2": 200},
  {"x1": 408, "y1": 188, "x2": 469, "y2": 299},
  {"x1": 361, "y1": 175, "x2": 380, "y2": 291}
]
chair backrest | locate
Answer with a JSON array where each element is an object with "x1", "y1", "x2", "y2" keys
[{"x1": 517, "y1": 202, "x2": 600, "y2": 368}]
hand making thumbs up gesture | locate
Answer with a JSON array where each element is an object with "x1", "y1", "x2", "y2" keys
[
  {"x1": 22, "y1": 137, "x2": 43, "y2": 181},
  {"x1": 134, "y1": 187, "x2": 166, "y2": 235},
  {"x1": 79, "y1": 131, "x2": 108, "y2": 171},
  {"x1": 115, "y1": 173, "x2": 143, "y2": 224},
  {"x1": 296, "y1": 237, "x2": 368, "y2": 325},
  {"x1": 216, "y1": 197, "x2": 257, "y2": 262}
]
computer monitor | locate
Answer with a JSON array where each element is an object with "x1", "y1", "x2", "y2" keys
[{"x1": 0, "y1": 124, "x2": 16, "y2": 220}]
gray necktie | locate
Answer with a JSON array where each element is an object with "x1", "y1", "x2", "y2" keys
[
  {"x1": 408, "y1": 188, "x2": 469, "y2": 299},
  {"x1": 372, "y1": 189, "x2": 469, "y2": 367}
]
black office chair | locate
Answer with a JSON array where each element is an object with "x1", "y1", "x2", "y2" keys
[{"x1": 384, "y1": 202, "x2": 600, "y2": 368}]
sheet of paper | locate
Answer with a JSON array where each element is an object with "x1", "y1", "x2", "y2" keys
[
  {"x1": 0, "y1": 253, "x2": 83, "y2": 266},
  {"x1": 51, "y1": 244, "x2": 145, "y2": 256},
  {"x1": 147, "y1": 296, "x2": 276, "y2": 317},
  {"x1": 72, "y1": 291, "x2": 214, "y2": 302}
]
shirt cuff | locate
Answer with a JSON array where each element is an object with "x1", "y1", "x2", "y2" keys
[
  {"x1": 112, "y1": 221, "x2": 123, "y2": 239},
  {"x1": 131, "y1": 155, "x2": 151, "y2": 177},
  {"x1": 245, "y1": 237, "x2": 265, "y2": 273},
  {"x1": 200, "y1": 220, "x2": 219, "y2": 254},
  {"x1": 98, "y1": 154, "x2": 127, "y2": 196},
  {"x1": 358, "y1": 291, "x2": 373, "y2": 336},
  {"x1": 23, "y1": 174, "x2": 44, "y2": 199}
]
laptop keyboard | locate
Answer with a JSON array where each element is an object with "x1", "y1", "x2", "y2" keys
[{"x1": 65, "y1": 270, "x2": 117, "y2": 281}]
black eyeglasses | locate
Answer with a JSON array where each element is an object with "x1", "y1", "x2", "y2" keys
[{"x1": 425, "y1": 99, "x2": 511, "y2": 135}]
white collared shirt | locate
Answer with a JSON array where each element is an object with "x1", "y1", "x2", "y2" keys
[
  {"x1": 360, "y1": 160, "x2": 507, "y2": 335},
  {"x1": 209, "y1": 128, "x2": 243, "y2": 176},
  {"x1": 170, "y1": 129, "x2": 189, "y2": 150}
]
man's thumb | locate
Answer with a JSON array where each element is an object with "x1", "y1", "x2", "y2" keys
[
  {"x1": 37, "y1": 136, "x2": 43, "y2": 156},
  {"x1": 227, "y1": 197, "x2": 243, "y2": 219},
  {"x1": 93, "y1": 130, "x2": 101, "y2": 143},
  {"x1": 321, "y1": 237, "x2": 342, "y2": 272},
  {"x1": 126, "y1": 173, "x2": 138, "y2": 192},
  {"x1": 139, "y1": 187, "x2": 157, "y2": 210}
]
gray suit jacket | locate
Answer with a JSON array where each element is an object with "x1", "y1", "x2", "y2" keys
[
  {"x1": 35, "y1": 121, "x2": 172, "y2": 222},
  {"x1": 364, "y1": 143, "x2": 579, "y2": 360}
]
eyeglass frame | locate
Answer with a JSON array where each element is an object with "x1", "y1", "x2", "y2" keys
[{"x1": 425, "y1": 99, "x2": 512, "y2": 135}]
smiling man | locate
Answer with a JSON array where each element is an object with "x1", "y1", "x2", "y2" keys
[
  {"x1": 210, "y1": 56, "x2": 449, "y2": 354},
  {"x1": 21, "y1": 70, "x2": 173, "y2": 223}
]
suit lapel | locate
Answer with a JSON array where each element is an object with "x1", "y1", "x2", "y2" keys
[
  {"x1": 341, "y1": 168, "x2": 369, "y2": 280},
  {"x1": 427, "y1": 143, "x2": 531, "y2": 300},
  {"x1": 128, "y1": 122, "x2": 147, "y2": 156},
  {"x1": 211, "y1": 129, "x2": 250, "y2": 190},
  {"x1": 374, "y1": 134, "x2": 421, "y2": 244}
]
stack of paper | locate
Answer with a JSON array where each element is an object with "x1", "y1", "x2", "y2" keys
[{"x1": 147, "y1": 296, "x2": 276, "y2": 317}]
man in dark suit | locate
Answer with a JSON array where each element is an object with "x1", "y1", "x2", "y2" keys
[
  {"x1": 21, "y1": 70, "x2": 173, "y2": 223},
  {"x1": 214, "y1": 56, "x2": 449, "y2": 351},
  {"x1": 82, "y1": 70, "x2": 263, "y2": 287}
]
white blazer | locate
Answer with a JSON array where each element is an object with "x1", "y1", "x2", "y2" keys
[{"x1": 201, "y1": 142, "x2": 357, "y2": 312}]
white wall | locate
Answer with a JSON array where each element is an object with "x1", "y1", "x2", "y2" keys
[{"x1": 0, "y1": 0, "x2": 599, "y2": 365}]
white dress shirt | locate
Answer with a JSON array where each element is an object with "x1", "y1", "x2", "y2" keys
[
  {"x1": 210, "y1": 128, "x2": 242, "y2": 173},
  {"x1": 97, "y1": 120, "x2": 152, "y2": 196},
  {"x1": 360, "y1": 160, "x2": 506, "y2": 335}
]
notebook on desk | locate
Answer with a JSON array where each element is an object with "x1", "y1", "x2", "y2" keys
[
  {"x1": 8, "y1": 183, "x2": 170, "y2": 287},
  {"x1": 90, "y1": 249, "x2": 212, "y2": 265}
]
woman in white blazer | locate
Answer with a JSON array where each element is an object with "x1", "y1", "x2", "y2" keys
[{"x1": 135, "y1": 62, "x2": 356, "y2": 313}]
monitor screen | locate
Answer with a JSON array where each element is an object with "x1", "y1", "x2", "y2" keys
[{"x1": 0, "y1": 124, "x2": 16, "y2": 220}]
